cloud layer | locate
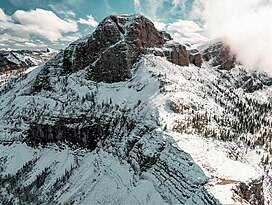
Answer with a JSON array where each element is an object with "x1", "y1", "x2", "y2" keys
[
  {"x1": 168, "y1": 19, "x2": 208, "y2": 43},
  {"x1": 133, "y1": 0, "x2": 208, "y2": 44},
  {"x1": 192, "y1": 0, "x2": 272, "y2": 73},
  {"x1": 0, "y1": 8, "x2": 78, "y2": 42},
  {"x1": 78, "y1": 15, "x2": 99, "y2": 27},
  {"x1": 134, "y1": 0, "x2": 271, "y2": 72}
]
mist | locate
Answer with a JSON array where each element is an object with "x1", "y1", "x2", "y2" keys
[{"x1": 202, "y1": 0, "x2": 272, "y2": 73}]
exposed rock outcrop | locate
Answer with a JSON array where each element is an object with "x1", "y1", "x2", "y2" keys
[
  {"x1": 188, "y1": 49, "x2": 202, "y2": 67},
  {"x1": 234, "y1": 176, "x2": 264, "y2": 205},
  {"x1": 61, "y1": 14, "x2": 190, "y2": 83},
  {"x1": 201, "y1": 41, "x2": 236, "y2": 70}
]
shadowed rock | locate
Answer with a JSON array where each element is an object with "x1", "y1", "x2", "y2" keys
[
  {"x1": 202, "y1": 41, "x2": 236, "y2": 70},
  {"x1": 189, "y1": 49, "x2": 202, "y2": 67},
  {"x1": 62, "y1": 14, "x2": 190, "y2": 83}
]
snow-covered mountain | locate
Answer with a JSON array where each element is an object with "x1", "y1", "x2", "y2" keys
[
  {"x1": 0, "y1": 49, "x2": 58, "y2": 72},
  {"x1": 0, "y1": 14, "x2": 271, "y2": 205},
  {"x1": 0, "y1": 49, "x2": 58, "y2": 88}
]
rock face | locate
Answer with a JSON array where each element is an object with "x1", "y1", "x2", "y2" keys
[
  {"x1": 202, "y1": 41, "x2": 236, "y2": 70},
  {"x1": 150, "y1": 43, "x2": 190, "y2": 67},
  {"x1": 234, "y1": 176, "x2": 264, "y2": 205},
  {"x1": 62, "y1": 14, "x2": 190, "y2": 83},
  {"x1": 189, "y1": 49, "x2": 202, "y2": 67}
]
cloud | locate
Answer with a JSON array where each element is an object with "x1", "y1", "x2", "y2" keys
[
  {"x1": 24, "y1": 42, "x2": 47, "y2": 48},
  {"x1": 0, "y1": 43, "x2": 7, "y2": 47},
  {"x1": 60, "y1": 34, "x2": 81, "y2": 42},
  {"x1": 154, "y1": 22, "x2": 166, "y2": 31},
  {"x1": 171, "y1": 0, "x2": 186, "y2": 8},
  {"x1": 134, "y1": 0, "x2": 142, "y2": 13},
  {"x1": 78, "y1": 15, "x2": 98, "y2": 27},
  {"x1": 14, "y1": 41, "x2": 47, "y2": 48},
  {"x1": 133, "y1": 0, "x2": 166, "y2": 21},
  {"x1": 0, "y1": 33, "x2": 29, "y2": 43},
  {"x1": 0, "y1": 8, "x2": 78, "y2": 42},
  {"x1": 201, "y1": 0, "x2": 272, "y2": 73},
  {"x1": 167, "y1": 20, "x2": 209, "y2": 43},
  {"x1": 168, "y1": 19, "x2": 202, "y2": 34},
  {"x1": 148, "y1": 0, "x2": 165, "y2": 21},
  {"x1": 0, "y1": 8, "x2": 12, "y2": 22},
  {"x1": 48, "y1": 4, "x2": 76, "y2": 18},
  {"x1": 189, "y1": 0, "x2": 206, "y2": 21},
  {"x1": 133, "y1": 0, "x2": 190, "y2": 22}
]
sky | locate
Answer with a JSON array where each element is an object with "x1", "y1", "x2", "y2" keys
[
  {"x1": 0, "y1": 0, "x2": 271, "y2": 72},
  {"x1": 0, "y1": 0, "x2": 209, "y2": 50}
]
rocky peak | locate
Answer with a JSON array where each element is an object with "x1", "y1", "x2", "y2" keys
[
  {"x1": 62, "y1": 14, "x2": 191, "y2": 83},
  {"x1": 200, "y1": 40, "x2": 237, "y2": 70},
  {"x1": 107, "y1": 14, "x2": 166, "y2": 47}
]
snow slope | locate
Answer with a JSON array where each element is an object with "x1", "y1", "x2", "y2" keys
[
  {"x1": 0, "y1": 41, "x2": 271, "y2": 204},
  {"x1": 0, "y1": 54, "x2": 221, "y2": 204}
]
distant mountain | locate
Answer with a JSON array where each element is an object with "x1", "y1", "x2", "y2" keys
[
  {"x1": 0, "y1": 15, "x2": 271, "y2": 205},
  {"x1": 0, "y1": 49, "x2": 58, "y2": 73}
]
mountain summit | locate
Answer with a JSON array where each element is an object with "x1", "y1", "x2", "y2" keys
[{"x1": 61, "y1": 14, "x2": 193, "y2": 83}]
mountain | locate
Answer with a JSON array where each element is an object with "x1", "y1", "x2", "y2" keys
[
  {"x1": 0, "y1": 14, "x2": 271, "y2": 205},
  {"x1": 0, "y1": 49, "x2": 58, "y2": 72},
  {"x1": 0, "y1": 49, "x2": 58, "y2": 88}
]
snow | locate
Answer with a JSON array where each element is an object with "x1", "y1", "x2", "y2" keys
[
  {"x1": 24, "y1": 65, "x2": 38, "y2": 74},
  {"x1": 0, "y1": 143, "x2": 168, "y2": 205},
  {"x1": 0, "y1": 39, "x2": 271, "y2": 204},
  {"x1": 140, "y1": 54, "x2": 271, "y2": 204},
  {"x1": 6, "y1": 53, "x2": 21, "y2": 65},
  {"x1": 169, "y1": 133, "x2": 262, "y2": 205},
  {"x1": 0, "y1": 143, "x2": 36, "y2": 175}
]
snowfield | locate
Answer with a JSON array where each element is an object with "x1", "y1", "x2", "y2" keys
[{"x1": 0, "y1": 47, "x2": 271, "y2": 204}]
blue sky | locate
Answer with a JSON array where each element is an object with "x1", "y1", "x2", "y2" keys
[{"x1": 0, "y1": 0, "x2": 209, "y2": 50}]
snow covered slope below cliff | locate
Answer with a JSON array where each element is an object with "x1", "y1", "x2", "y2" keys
[
  {"x1": 0, "y1": 54, "x2": 222, "y2": 204},
  {"x1": 0, "y1": 43, "x2": 271, "y2": 204},
  {"x1": 143, "y1": 55, "x2": 272, "y2": 205}
]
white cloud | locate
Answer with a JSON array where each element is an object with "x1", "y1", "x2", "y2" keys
[
  {"x1": 167, "y1": 20, "x2": 209, "y2": 44},
  {"x1": 148, "y1": 0, "x2": 165, "y2": 21},
  {"x1": 48, "y1": 4, "x2": 76, "y2": 18},
  {"x1": 60, "y1": 34, "x2": 81, "y2": 42},
  {"x1": 134, "y1": 0, "x2": 142, "y2": 13},
  {"x1": 133, "y1": 0, "x2": 188, "y2": 22},
  {"x1": 0, "y1": 43, "x2": 7, "y2": 47},
  {"x1": 0, "y1": 8, "x2": 12, "y2": 22},
  {"x1": 0, "y1": 8, "x2": 78, "y2": 42},
  {"x1": 168, "y1": 19, "x2": 202, "y2": 34},
  {"x1": 171, "y1": 0, "x2": 186, "y2": 8},
  {"x1": 171, "y1": 32, "x2": 209, "y2": 44},
  {"x1": 189, "y1": 0, "x2": 206, "y2": 21},
  {"x1": 154, "y1": 22, "x2": 166, "y2": 31},
  {"x1": 202, "y1": 0, "x2": 272, "y2": 73},
  {"x1": 24, "y1": 42, "x2": 44, "y2": 47},
  {"x1": 133, "y1": 0, "x2": 165, "y2": 21},
  {"x1": 0, "y1": 33, "x2": 29, "y2": 43},
  {"x1": 78, "y1": 15, "x2": 98, "y2": 27},
  {"x1": 15, "y1": 41, "x2": 47, "y2": 48},
  {"x1": 66, "y1": 11, "x2": 76, "y2": 18}
]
